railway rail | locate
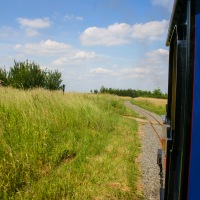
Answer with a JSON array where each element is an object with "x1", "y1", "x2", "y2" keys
[
  {"x1": 124, "y1": 100, "x2": 164, "y2": 199},
  {"x1": 124, "y1": 101, "x2": 163, "y2": 143}
]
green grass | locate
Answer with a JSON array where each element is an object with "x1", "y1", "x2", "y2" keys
[
  {"x1": 131, "y1": 98, "x2": 166, "y2": 116},
  {"x1": 0, "y1": 87, "x2": 142, "y2": 199}
]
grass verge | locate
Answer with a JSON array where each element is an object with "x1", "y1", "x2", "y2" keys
[
  {"x1": 131, "y1": 97, "x2": 167, "y2": 116},
  {"x1": 0, "y1": 87, "x2": 142, "y2": 199}
]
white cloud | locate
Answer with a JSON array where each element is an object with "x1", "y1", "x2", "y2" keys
[
  {"x1": 88, "y1": 48, "x2": 169, "y2": 91},
  {"x1": 17, "y1": 17, "x2": 51, "y2": 37},
  {"x1": 13, "y1": 39, "x2": 99, "y2": 67},
  {"x1": 17, "y1": 17, "x2": 51, "y2": 29},
  {"x1": 64, "y1": 14, "x2": 83, "y2": 21},
  {"x1": 80, "y1": 23, "x2": 131, "y2": 46},
  {"x1": 74, "y1": 51, "x2": 96, "y2": 59},
  {"x1": 151, "y1": 0, "x2": 174, "y2": 11},
  {"x1": 25, "y1": 28, "x2": 39, "y2": 37},
  {"x1": 145, "y1": 48, "x2": 169, "y2": 66},
  {"x1": 14, "y1": 40, "x2": 72, "y2": 55},
  {"x1": 80, "y1": 20, "x2": 169, "y2": 46},
  {"x1": 52, "y1": 51, "x2": 97, "y2": 66},
  {"x1": 90, "y1": 68, "x2": 112, "y2": 74},
  {"x1": 132, "y1": 20, "x2": 169, "y2": 40},
  {"x1": 119, "y1": 67, "x2": 151, "y2": 75},
  {"x1": 112, "y1": 66, "x2": 152, "y2": 80},
  {"x1": 147, "y1": 48, "x2": 169, "y2": 57}
]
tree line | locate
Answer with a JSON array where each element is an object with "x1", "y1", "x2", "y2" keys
[
  {"x1": 91, "y1": 86, "x2": 167, "y2": 99},
  {"x1": 0, "y1": 60, "x2": 62, "y2": 90}
]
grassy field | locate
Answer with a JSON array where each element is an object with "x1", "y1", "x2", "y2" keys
[
  {"x1": 131, "y1": 97, "x2": 167, "y2": 116},
  {"x1": 0, "y1": 87, "x2": 142, "y2": 199}
]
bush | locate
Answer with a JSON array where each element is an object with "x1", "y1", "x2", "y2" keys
[{"x1": 0, "y1": 60, "x2": 62, "y2": 90}]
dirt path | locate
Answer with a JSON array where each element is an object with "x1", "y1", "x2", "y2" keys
[{"x1": 124, "y1": 101, "x2": 162, "y2": 200}]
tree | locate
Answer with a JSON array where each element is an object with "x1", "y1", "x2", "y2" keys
[
  {"x1": 8, "y1": 60, "x2": 46, "y2": 89},
  {"x1": 44, "y1": 70, "x2": 62, "y2": 90},
  {"x1": 1, "y1": 60, "x2": 63, "y2": 90},
  {"x1": 0, "y1": 67, "x2": 8, "y2": 86},
  {"x1": 100, "y1": 85, "x2": 106, "y2": 93},
  {"x1": 152, "y1": 88, "x2": 162, "y2": 98},
  {"x1": 94, "y1": 86, "x2": 167, "y2": 99},
  {"x1": 93, "y1": 89, "x2": 98, "y2": 94}
]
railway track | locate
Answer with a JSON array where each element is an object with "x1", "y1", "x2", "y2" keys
[
  {"x1": 124, "y1": 100, "x2": 163, "y2": 199},
  {"x1": 124, "y1": 101, "x2": 163, "y2": 143}
]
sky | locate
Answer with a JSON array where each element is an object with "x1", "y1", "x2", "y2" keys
[{"x1": 0, "y1": 0, "x2": 174, "y2": 93}]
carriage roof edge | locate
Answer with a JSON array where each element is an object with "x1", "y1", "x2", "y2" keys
[{"x1": 166, "y1": 0, "x2": 187, "y2": 46}]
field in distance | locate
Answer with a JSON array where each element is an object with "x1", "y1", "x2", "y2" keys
[
  {"x1": 131, "y1": 97, "x2": 167, "y2": 116},
  {"x1": 0, "y1": 87, "x2": 143, "y2": 199}
]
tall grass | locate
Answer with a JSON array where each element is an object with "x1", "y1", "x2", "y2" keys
[{"x1": 0, "y1": 87, "x2": 141, "y2": 199}]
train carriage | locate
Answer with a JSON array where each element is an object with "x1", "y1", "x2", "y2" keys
[{"x1": 162, "y1": 0, "x2": 200, "y2": 199}]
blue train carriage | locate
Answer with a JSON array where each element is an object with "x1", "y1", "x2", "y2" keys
[{"x1": 161, "y1": 0, "x2": 200, "y2": 199}]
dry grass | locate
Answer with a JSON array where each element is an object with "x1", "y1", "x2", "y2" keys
[
  {"x1": 119, "y1": 96, "x2": 133, "y2": 100},
  {"x1": 134, "y1": 97, "x2": 167, "y2": 107},
  {"x1": 131, "y1": 97, "x2": 167, "y2": 115}
]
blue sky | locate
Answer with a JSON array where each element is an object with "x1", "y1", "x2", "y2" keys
[{"x1": 0, "y1": 0, "x2": 174, "y2": 93}]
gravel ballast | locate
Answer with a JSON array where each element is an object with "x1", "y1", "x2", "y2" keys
[{"x1": 124, "y1": 101, "x2": 162, "y2": 200}]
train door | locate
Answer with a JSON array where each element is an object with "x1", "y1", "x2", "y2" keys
[{"x1": 165, "y1": 20, "x2": 187, "y2": 200}]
